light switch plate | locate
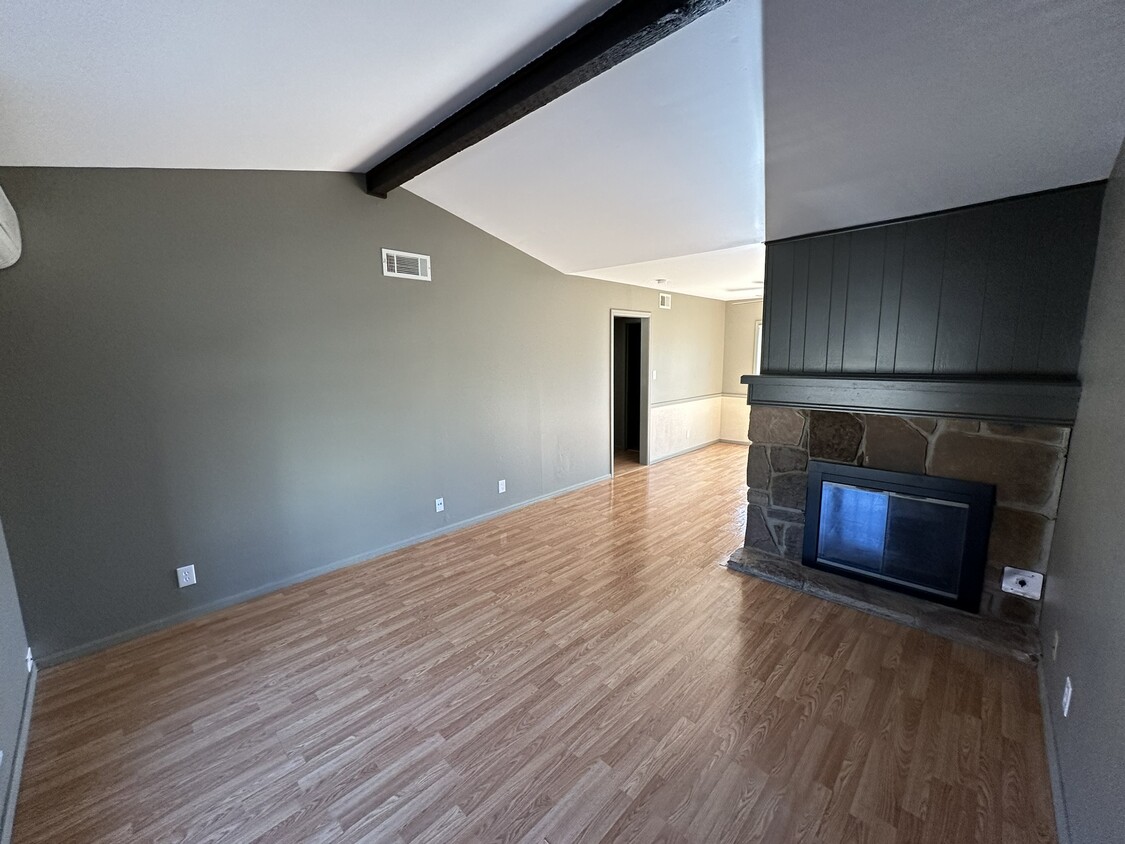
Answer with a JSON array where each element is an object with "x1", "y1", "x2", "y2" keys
[{"x1": 1001, "y1": 566, "x2": 1043, "y2": 600}]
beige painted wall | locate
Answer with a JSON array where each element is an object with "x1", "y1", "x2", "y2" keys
[{"x1": 720, "y1": 300, "x2": 763, "y2": 443}]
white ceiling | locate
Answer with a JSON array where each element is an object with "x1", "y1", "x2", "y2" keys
[
  {"x1": 573, "y1": 244, "x2": 765, "y2": 300},
  {"x1": 0, "y1": 0, "x2": 618, "y2": 171},
  {"x1": 762, "y1": 0, "x2": 1125, "y2": 240},
  {"x1": 406, "y1": 0, "x2": 766, "y2": 300},
  {"x1": 3, "y1": 1, "x2": 1124, "y2": 300}
]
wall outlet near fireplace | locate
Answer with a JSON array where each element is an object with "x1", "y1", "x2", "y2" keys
[{"x1": 1001, "y1": 566, "x2": 1043, "y2": 600}]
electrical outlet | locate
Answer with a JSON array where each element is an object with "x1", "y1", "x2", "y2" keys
[
  {"x1": 26, "y1": 647, "x2": 33, "y2": 673},
  {"x1": 652, "y1": 370, "x2": 657, "y2": 381},
  {"x1": 1001, "y1": 566, "x2": 1044, "y2": 600},
  {"x1": 1062, "y1": 676, "x2": 1073, "y2": 717},
  {"x1": 176, "y1": 564, "x2": 197, "y2": 588},
  {"x1": 1051, "y1": 630, "x2": 1059, "y2": 662},
  {"x1": 435, "y1": 497, "x2": 444, "y2": 513},
  {"x1": 498, "y1": 479, "x2": 506, "y2": 494}
]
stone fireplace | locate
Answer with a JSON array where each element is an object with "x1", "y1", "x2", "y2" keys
[{"x1": 737, "y1": 406, "x2": 1068, "y2": 629}]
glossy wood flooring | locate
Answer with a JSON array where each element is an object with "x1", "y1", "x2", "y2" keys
[{"x1": 14, "y1": 444, "x2": 1056, "y2": 843}]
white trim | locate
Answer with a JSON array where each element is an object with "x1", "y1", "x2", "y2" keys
[
  {"x1": 650, "y1": 393, "x2": 723, "y2": 408},
  {"x1": 647, "y1": 439, "x2": 720, "y2": 465}
]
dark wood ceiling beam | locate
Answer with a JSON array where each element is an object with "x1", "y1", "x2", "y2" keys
[{"x1": 364, "y1": 0, "x2": 732, "y2": 197}]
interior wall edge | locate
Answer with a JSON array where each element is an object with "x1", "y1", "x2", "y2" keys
[{"x1": 0, "y1": 666, "x2": 34, "y2": 844}]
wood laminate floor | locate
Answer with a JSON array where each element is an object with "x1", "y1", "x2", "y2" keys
[{"x1": 14, "y1": 444, "x2": 1056, "y2": 843}]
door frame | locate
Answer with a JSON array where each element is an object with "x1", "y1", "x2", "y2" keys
[{"x1": 610, "y1": 309, "x2": 651, "y2": 475}]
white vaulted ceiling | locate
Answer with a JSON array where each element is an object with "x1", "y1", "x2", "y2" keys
[
  {"x1": 0, "y1": 0, "x2": 619, "y2": 171},
  {"x1": 406, "y1": 0, "x2": 766, "y2": 300},
  {"x1": 2, "y1": 1, "x2": 1124, "y2": 300}
]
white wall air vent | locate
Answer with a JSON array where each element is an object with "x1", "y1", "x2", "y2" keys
[
  {"x1": 382, "y1": 248, "x2": 431, "y2": 281},
  {"x1": 659, "y1": 292, "x2": 671, "y2": 309}
]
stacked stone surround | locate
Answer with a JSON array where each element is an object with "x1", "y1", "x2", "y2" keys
[{"x1": 744, "y1": 407, "x2": 1070, "y2": 626}]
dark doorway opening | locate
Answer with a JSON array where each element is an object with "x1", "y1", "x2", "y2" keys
[{"x1": 612, "y1": 314, "x2": 648, "y2": 472}]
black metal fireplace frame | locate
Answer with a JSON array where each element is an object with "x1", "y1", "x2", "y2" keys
[{"x1": 803, "y1": 460, "x2": 995, "y2": 612}]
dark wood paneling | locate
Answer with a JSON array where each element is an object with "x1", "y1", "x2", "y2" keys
[
  {"x1": 933, "y1": 206, "x2": 994, "y2": 372},
  {"x1": 875, "y1": 225, "x2": 905, "y2": 372},
  {"x1": 842, "y1": 228, "x2": 885, "y2": 372},
  {"x1": 741, "y1": 374, "x2": 1082, "y2": 427},
  {"x1": 977, "y1": 200, "x2": 1030, "y2": 373},
  {"x1": 766, "y1": 241, "x2": 794, "y2": 372},
  {"x1": 802, "y1": 237, "x2": 835, "y2": 372},
  {"x1": 893, "y1": 216, "x2": 948, "y2": 373},
  {"x1": 758, "y1": 182, "x2": 1105, "y2": 381},
  {"x1": 787, "y1": 241, "x2": 810, "y2": 371},
  {"x1": 826, "y1": 234, "x2": 850, "y2": 372},
  {"x1": 1035, "y1": 188, "x2": 1104, "y2": 375}
]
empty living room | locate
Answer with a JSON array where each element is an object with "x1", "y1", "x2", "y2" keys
[{"x1": 2, "y1": 1, "x2": 1124, "y2": 842}]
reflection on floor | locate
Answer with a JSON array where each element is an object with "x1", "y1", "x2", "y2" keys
[
  {"x1": 14, "y1": 444, "x2": 1056, "y2": 843},
  {"x1": 613, "y1": 449, "x2": 644, "y2": 476}
]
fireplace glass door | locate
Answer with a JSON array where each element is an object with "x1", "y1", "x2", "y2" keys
[
  {"x1": 818, "y1": 482, "x2": 969, "y2": 599},
  {"x1": 804, "y1": 461, "x2": 994, "y2": 612}
]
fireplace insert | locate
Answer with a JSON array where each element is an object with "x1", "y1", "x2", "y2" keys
[{"x1": 803, "y1": 460, "x2": 995, "y2": 612}]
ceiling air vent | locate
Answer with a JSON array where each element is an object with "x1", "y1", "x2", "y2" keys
[
  {"x1": 382, "y1": 248, "x2": 431, "y2": 281},
  {"x1": 659, "y1": 292, "x2": 672, "y2": 309}
]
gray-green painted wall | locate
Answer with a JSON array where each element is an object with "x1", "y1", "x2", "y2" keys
[
  {"x1": 0, "y1": 515, "x2": 30, "y2": 839},
  {"x1": 1040, "y1": 138, "x2": 1125, "y2": 844},
  {"x1": 0, "y1": 167, "x2": 724, "y2": 663}
]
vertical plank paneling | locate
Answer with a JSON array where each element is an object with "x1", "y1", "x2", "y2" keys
[
  {"x1": 766, "y1": 241, "x2": 795, "y2": 373},
  {"x1": 894, "y1": 216, "x2": 947, "y2": 374},
  {"x1": 760, "y1": 245, "x2": 774, "y2": 375},
  {"x1": 875, "y1": 226, "x2": 906, "y2": 373},
  {"x1": 788, "y1": 240, "x2": 810, "y2": 371},
  {"x1": 976, "y1": 200, "x2": 1029, "y2": 374},
  {"x1": 842, "y1": 227, "x2": 886, "y2": 372},
  {"x1": 825, "y1": 234, "x2": 850, "y2": 372},
  {"x1": 1034, "y1": 188, "x2": 1103, "y2": 375},
  {"x1": 760, "y1": 182, "x2": 1103, "y2": 380},
  {"x1": 934, "y1": 207, "x2": 995, "y2": 373},
  {"x1": 802, "y1": 237, "x2": 835, "y2": 372}
]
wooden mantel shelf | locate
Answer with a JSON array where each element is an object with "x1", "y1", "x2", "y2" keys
[{"x1": 739, "y1": 374, "x2": 1082, "y2": 427}]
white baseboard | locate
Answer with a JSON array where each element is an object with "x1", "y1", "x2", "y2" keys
[
  {"x1": 1, "y1": 665, "x2": 36, "y2": 844},
  {"x1": 37, "y1": 473, "x2": 611, "y2": 667},
  {"x1": 648, "y1": 439, "x2": 721, "y2": 465}
]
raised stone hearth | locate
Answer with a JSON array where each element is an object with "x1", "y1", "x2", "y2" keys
[
  {"x1": 742, "y1": 406, "x2": 1069, "y2": 627},
  {"x1": 726, "y1": 546, "x2": 1041, "y2": 663}
]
